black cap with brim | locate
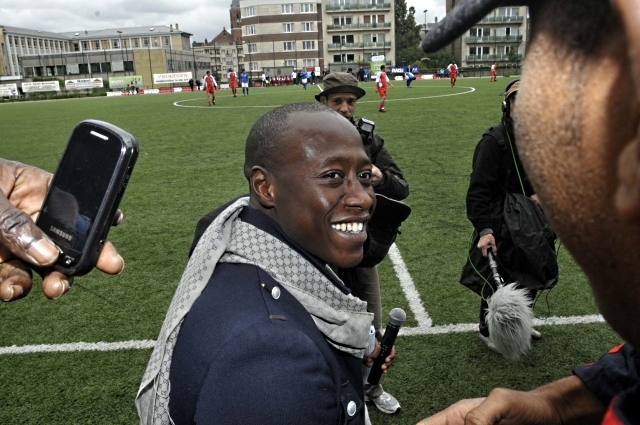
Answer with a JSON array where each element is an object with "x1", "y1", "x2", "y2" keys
[
  {"x1": 421, "y1": 0, "x2": 521, "y2": 53},
  {"x1": 314, "y1": 85, "x2": 366, "y2": 101},
  {"x1": 314, "y1": 72, "x2": 366, "y2": 101}
]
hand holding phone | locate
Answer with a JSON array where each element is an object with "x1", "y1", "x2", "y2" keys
[
  {"x1": 35, "y1": 120, "x2": 138, "y2": 276},
  {"x1": 0, "y1": 157, "x2": 124, "y2": 300}
]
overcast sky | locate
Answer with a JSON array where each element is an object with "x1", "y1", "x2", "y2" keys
[{"x1": 0, "y1": 0, "x2": 445, "y2": 43}]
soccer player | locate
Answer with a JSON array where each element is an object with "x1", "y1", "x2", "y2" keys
[
  {"x1": 447, "y1": 61, "x2": 458, "y2": 87},
  {"x1": 239, "y1": 69, "x2": 249, "y2": 96},
  {"x1": 203, "y1": 71, "x2": 218, "y2": 106},
  {"x1": 490, "y1": 62, "x2": 497, "y2": 82},
  {"x1": 227, "y1": 68, "x2": 238, "y2": 97},
  {"x1": 404, "y1": 70, "x2": 416, "y2": 88},
  {"x1": 375, "y1": 65, "x2": 394, "y2": 112},
  {"x1": 300, "y1": 69, "x2": 309, "y2": 90}
]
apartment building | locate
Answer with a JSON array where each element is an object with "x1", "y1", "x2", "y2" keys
[
  {"x1": 321, "y1": 0, "x2": 395, "y2": 72},
  {"x1": 193, "y1": 28, "x2": 244, "y2": 80},
  {"x1": 445, "y1": 2, "x2": 529, "y2": 69},
  {"x1": 239, "y1": 0, "x2": 323, "y2": 77}
]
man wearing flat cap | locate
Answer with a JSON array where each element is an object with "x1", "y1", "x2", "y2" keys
[{"x1": 316, "y1": 71, "x2": 410, "y2": 415}]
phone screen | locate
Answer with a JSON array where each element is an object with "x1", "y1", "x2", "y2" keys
[{"x1": 39, "y1": 127, "x2": 123, "y2": 254}]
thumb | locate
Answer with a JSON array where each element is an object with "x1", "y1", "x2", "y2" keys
[{"x1": 0, "y1": 196, "x2": 59, "y2": 267}]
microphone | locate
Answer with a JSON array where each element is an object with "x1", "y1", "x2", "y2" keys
[
  {"x1": 368, "y1": 308, "x2": 406, "y2": 385},
  {"x1": 486, "y1": 250, "x2": 534, "y2": 360}
]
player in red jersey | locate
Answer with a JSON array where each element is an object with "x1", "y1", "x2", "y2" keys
[
  {"x1": 375, "y1": 65, "x2": 394, "y2": 112},
  {"x1": 490, "y1": 62, "x2": 497, "y2": 82},
  {"x1": 228, "y1": 68, "x2": 238, "y2": 97},
  {"x1": 447, "y1": 61, "x2": 458, "y2": 87},
  {"x1": 203, "y1": 71, "x2": 218, "y2": 106}
]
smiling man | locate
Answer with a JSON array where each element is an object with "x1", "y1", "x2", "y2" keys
[{"x1": 136, "y1": 102, "x2": 393, "y2": 425}]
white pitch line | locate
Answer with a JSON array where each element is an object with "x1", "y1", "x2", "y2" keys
[
  {"x1": 0, "y1": 340, "x2": 156, "y2": 355},
  {"x1": 388, "y1": 243, "x2": 431, "y2": 329}
]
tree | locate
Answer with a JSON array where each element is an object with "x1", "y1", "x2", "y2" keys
[{"x1": 395, "y1": 1, "x2": 424, "y2": 66}]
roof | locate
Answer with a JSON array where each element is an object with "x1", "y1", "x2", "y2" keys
[{"x1": 0, "y1": 24, "x2": 192, "y2": 41}]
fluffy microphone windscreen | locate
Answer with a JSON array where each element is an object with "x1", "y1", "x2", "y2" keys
[{"x1": 486, "y1": 283, "x2": 534, "y2": 360}]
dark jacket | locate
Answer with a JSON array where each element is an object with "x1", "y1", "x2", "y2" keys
[
  {"x1": 466, "y1": 118, "x2": 534, "y2": 236},
  {"x1": 173, "y1": 206, "x2": 366, "y2": 425},
  {"x1": 574, "y1": 344, "x2": 640, "y2": 425},
  {"x1": 364, "y1": 125, "x2": 409, "y2": 201}
]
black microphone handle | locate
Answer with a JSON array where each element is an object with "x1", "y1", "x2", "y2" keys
[{"x1": 367, "y1": 323, "x2": 401, "y2": 385}]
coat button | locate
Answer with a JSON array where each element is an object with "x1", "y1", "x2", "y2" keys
[
  {"x1": 271, "y1": 286, "x2": 281, "y2": 300},
  {"x1": 347, "y1": 401, "x2": 357, "y2": 416}
]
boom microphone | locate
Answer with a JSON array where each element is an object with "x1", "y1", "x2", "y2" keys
[
  {"x1": 368, "y1": 308, "x2": 406, "y2": 385},
  {"x1": 486, "y1": 250, "x2": 534, "y2": 360}
]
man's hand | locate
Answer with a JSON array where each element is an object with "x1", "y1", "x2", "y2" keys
[
  {"x1": 0, "y1": 159, "x2": 124, "y2": 301},
  {"x1": 477, "y1": 233, "x2": 497, "y2": 257},
  {"x1": 363, "y1": 339, "x2": 397, "y2": 371},
  {"x1": 416, "y1": 376, "x2": 604, "y2": 425},
  {"x1": 371, "y1": 165, "x2": 385, "y2": 186}
]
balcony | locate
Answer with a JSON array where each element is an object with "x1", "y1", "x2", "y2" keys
[
  {"x1": 479, "y1": 15, "x2": 524, "y2": 24},
  {"x1": 466, "y1": 53, "x2": 523, "y2": 61},
  {"x1": 326, "y1": 22, "x2": 392, "y2": 31},
  {"x1": 326, "y1": 3, "x2": 391, "y2": 12},
  {"x1": 466, "y1": 35, "x2": 523, "y2": 43},
  {"x1": 327, "y1": 41, "x2": 391, "y2": 50}
]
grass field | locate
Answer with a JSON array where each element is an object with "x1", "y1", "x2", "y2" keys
[{"x1": 0, "y1": 78, "x2": 621, "y2": 425}]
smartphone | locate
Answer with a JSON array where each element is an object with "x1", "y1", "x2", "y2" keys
[{"x1": 36, "y1": 120, "x2": 138, "y2": 276}]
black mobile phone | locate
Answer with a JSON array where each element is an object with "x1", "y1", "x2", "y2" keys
[{"x1": 36, "y1": 120, "x2": 138, "y2": 276}]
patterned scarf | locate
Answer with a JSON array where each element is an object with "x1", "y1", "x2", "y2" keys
[{"x1": 136, "y1": 197, "x2": 372, "y2": 425}]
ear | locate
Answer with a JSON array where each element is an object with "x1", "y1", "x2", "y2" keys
[
  {"x1": 613, "y1": 0, "x2": 640, "y2": 222},
  {"x1": 318, "y1": 96, "x2": 328, "y2": 106},
  {"x1": 250, "y1": 166, "x2": 276, "y2": 209}
]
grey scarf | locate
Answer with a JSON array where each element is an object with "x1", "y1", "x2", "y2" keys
[{"x1": 136, "y1": 197, "x2": 372, "y2": 425}]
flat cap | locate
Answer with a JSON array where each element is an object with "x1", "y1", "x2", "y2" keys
[{"x1": 315, "y1": 72, "x2": 366, "y2": 101}]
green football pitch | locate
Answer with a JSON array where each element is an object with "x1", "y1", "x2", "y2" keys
[{"x1": 0, "y1": 78, "x2": 620, "y2": 425}]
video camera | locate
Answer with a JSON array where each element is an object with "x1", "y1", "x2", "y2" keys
[{"x1": 356, "y1": 117, "x2": 375, "y2": 147}]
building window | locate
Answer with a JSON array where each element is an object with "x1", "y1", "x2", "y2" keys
[
  {"x1": 284, "y1": 59, "x2": 296, "y2": 66},
  {"x1": 303, "y1": 59, "x2": 316, "y2": 67},
  {"x1": 244, "y1": 6, "x2": 254, "y2": 17},
  {"x1": 112, "y1": 38, "x2": 120, "y2": 48},
  {"x1": 283, "y1": 41, "x2": 295, "y2": 51},
  {"x1": 333, "y1": 35, "x2": 355, "y2": 44},
  {"x1": 498, "y1": 7, "x2": 520, "y2": 16},
  {"x1": 331, "y1": 0, "x2": 353, "y2": 5},
  {"x1": 92, "y1": 40, "x2": 100, "y2": 50},
  {"x1": 82, "y1": 41, "x2": 90, "y2": 51},
  {"x1": 282, "y1": 4, "x2": 294, "y2": 13},
  {"x1": 248, "y1": 43, "x2": 257, "y2": 53},
  {"x1": 301, "y1": 22, "x2": 314, "y2": 32},
  {"x1": 132, "y1": 38, "x2": 140, "y2": 48},
  {"x1": 300, "y1": 3, "x2": 314, "y2": 12},
  {"x1": 333, "y1": 16, "x2": 352, "y2": 25},
  {"x1": 250, "y1": 61, "x2": 258, "y2": 71},
  {"x1": 245, "y1": 25, "x2": 256, "y2": 35},
  {"x1": 163, "y1": 36, "x2": 171, "y2": 46},
  {"x1": 363, "y1": 33, "x2": 384, "y2": 43},
  {"x1": 142, "y1": 37, "x2": 150, "y2": 47},
  {"x1": 283, "y1": 23, "x2": 295, "y2": 33},
  {"x1": 470, "y1": 27, "x2": 490, "y2": 37},
  {"x1": 302, "y1": 41, "x2": 315, "y2": 50}
]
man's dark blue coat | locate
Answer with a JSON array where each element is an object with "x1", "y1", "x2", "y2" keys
[{"x1": 168, "y1": 206, "x2": 366, "y2": 424}]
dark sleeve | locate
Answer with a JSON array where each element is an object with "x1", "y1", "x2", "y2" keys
[
  {"x1": 466, "y1": 137, "x2": 503, "y2": 233},
  {"x1": 193, "y1": 324, "x2": 343, "y2": 425},
  {"x1": 370, "y1": 133, "x2": 409, "y2": 201},
  {"x1": 573, "y1": 344, "x2": 639, "y2": 406}
]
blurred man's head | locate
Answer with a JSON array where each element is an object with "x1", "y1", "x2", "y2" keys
[
  {"x1": 315, "y1": 72, "x2": 366, "y2": 120},
  {"x1": 244, "y1": 102, "x2": 375, "y2": 268},
  {"x1": 423, "y1": 0, "x2": 640, "y2": 348}
]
